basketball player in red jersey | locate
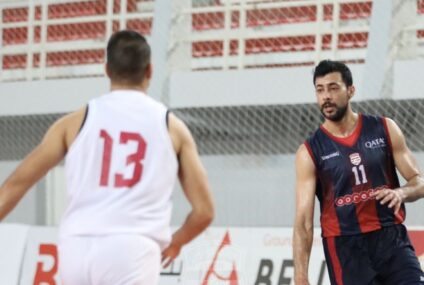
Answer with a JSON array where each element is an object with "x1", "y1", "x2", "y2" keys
[
  {"x1": 293, "y1": 60, "x2": 424, "y2": 285},
  {"x1": 0, "y1": 30, "x2": 214, "y2": 285}
]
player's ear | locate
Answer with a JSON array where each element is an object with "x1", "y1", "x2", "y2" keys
[
  {"x1": 145, "y1": 63, "x2": 153, "y2": 80},
  {"x1": 105, "y1": 63, "x2": 112, "y2": 79},
  {"x1": 348, "y1": 85, "x2": 355, "y2": 99}
]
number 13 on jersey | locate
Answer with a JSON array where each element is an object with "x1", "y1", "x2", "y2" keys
[{"x1": 99, "y1": 129, "x2": 147, "y2": 188}]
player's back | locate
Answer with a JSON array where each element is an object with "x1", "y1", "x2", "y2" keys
[{"x1": 60, "y1": 90, "x2": 178, "y2": 249}]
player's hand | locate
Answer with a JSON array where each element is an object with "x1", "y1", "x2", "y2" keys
[
  {"x1": 161, "y1": 242, "x2": 182, "y2": 268},
  {"x1": 372, "y1": 188, "x2": 405, "y2": 214}
]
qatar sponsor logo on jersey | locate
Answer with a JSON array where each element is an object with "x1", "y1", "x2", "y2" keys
[
  {"x1": 321, "y1": 151, "x2": 340, "y2": 161},
  {"x1": 365, "y1": 137, "x2": 386, "y2": 149},
  {"x1": 349, "y1": 153, "x2": 361, "y2": 165}
]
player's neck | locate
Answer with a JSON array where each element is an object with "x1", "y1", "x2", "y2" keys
[
  {"x1": 110, "y1": 80, "x2": 149, "y2": 93},
  {"x1": 323, "y1": 110, "x2": 359, "y2": 138}
]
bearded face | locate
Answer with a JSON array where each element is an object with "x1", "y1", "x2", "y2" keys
[
  {"x1": 320, "y1": 100, "x2": 348, "y2": 122},
  {"x1": 315, "y1": 72, "x2": 353, "y2": 122}
]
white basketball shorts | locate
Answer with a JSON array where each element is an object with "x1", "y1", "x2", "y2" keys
[{"x1": 58, "y1": 234, "x2": 161, "y2": 285}]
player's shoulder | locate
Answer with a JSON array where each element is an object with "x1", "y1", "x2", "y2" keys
[
  {"x1": 296, "y1": 143, "x2": 308, "y2": 155},
  {"x1": 168, "y1": 112, "x2": 189, "y2": 136},
  {"x1": 381, "y1": 116, "x2": 397, "y2": 127},
  {"x1": 382, "y1": 116, "x2": 403, "y2": 138},
  {"x1": 296, "y1": 139, "x2": 315, "y2": 158},
  {"x1": 305, "y1": 126, "x2": 324, "y2": 146},
  {"x1": 295, "y1": 143, "x2": 316, "y2": 170},
  {"x1": 167, "y1": 112, "x2": 195, "y2": 154},
  {"x1": 53, "y1": 106, "x2": 87, "y2": 129},
  {"x1": 361, "y1": 113, "x2": 400, "y2": 131},
  {"x1": 361, "y1": 113, "x2": 388, "y2": 125},
  {"x1": 42, "y1": 106, "x2": 87, "y2": 148}
]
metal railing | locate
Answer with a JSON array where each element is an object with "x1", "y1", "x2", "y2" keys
[{"x1": 0, "y1": 0, "x2": 154, "y2": 81}]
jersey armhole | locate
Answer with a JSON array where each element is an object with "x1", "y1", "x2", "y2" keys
[
  {"x1": 382, "y1": 117, "x2": 394, "y2": 154},
  {"x1": 163, "y1": 109, "x2": 179, "y2": 166},
  {"x1": 66, "y1": 103, "x2": 92, "y2": 158},
  {"x1": 166, "y1": 110, "x2": 170, "y2": 130},
  {"x1": 304, "y1": 140, "x2": 317, "y2": 168},
  {"x1": 78, "y1": 105, "x2": 89, "y2": 134}
]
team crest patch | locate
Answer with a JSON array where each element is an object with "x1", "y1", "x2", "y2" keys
[{"x1": 349, "y1": 153, "x2": 361, "y2": 165}]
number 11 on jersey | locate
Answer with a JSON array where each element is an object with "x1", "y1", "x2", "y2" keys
[{"x1": 352, "y1": 164, "x2": 368, "y2": 185}]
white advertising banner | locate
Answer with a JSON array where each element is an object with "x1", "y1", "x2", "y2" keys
[
  {"x1": 20, "y1": 227, "x2": 60, "y2": 285},
  {"x1": 162, "y1": 228, "x2": 328, "y2": 285},
  {"x1": 8, "y1": 226, "x2": 424, "y2": 285},
  {"x1": 0, "y1": 224, "x2": 29, "y2": 285}
]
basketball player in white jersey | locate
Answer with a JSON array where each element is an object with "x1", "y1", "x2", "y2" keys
[{"x1": 0, "y1": 30, "x2": 214, "y2": 285}]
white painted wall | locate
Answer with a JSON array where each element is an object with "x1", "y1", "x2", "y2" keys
[
  {"x1": 394, "y1": 60, "x2": 424, "y2": 100},
  {"x1": 169, "y1": 64, "x2": 367, "y2": 107},
  {"x1": 0, "y1": 77, "x2": 108, "y2": 116},
  {"x1": 1, "y1": 60, "x2": 423, "y2": 116}
]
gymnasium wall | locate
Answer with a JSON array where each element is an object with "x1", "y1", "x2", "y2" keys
[{"x1": 1, "y1": 60, "x2": 424, "y2": 227}]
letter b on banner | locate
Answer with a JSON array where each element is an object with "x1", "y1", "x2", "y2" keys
[
  {"x1": 254, "y1": 259, "x2": 294, "y2": 285},
  {"x1": 33, "y1": 244, "x2": 58, "y2": 285},
  {"x1": 255, "y1": 259, "x2": 273, "y2": 285}
]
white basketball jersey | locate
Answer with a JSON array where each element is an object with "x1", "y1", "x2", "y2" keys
[{"x1": 60, "y1": 90, "x2": 178, "y2": 250}]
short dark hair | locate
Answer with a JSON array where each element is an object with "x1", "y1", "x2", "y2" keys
[
  {"x1": 106, "y1": 30, "x2": 151, "y2": 84},
  {"x1": 313, "y1": 60, "x2": 353, "y2": 87}
]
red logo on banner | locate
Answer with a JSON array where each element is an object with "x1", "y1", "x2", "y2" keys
[
  {"x1": 33, "y1": 244, "x2": 58, "y2": 285},
  {"x1": 409, "y1": 231, "x2": 424, "y2": 258},
  {"x1": 202, "y1": 231, "x2": 239, "y2": 285}
]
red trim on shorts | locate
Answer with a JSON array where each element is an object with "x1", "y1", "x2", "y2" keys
[
  {"x1": 327, "y1": 237, "x2": 344, "y2": 285},
  {"x1": 304, "y1": 141, "x2": 317, "y2": 167},
  {"x1": 320, "y1": 114, "x2": 363, "y2": 147}
]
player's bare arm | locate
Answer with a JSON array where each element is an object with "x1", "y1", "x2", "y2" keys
[
  {"x1": 0, "y1": 107, "x2": 86, "y2": 221},
  {"x1": 293, "y1": 144, "x2": 316, "y2": 285},
  {"x1": 373, "y1": 118, "x2": 424, "y2": 212},
  {"x1": 161, "y1": 113, "x2": 215, "y2": 268}
]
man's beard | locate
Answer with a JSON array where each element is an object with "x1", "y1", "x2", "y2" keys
[{"x1": 320, "y1": 102, "x2": 348, "y2": 122}]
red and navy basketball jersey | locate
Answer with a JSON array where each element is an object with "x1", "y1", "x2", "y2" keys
[{"x1": 305, "y1": 114, "x2": 405, "y2": 237}]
